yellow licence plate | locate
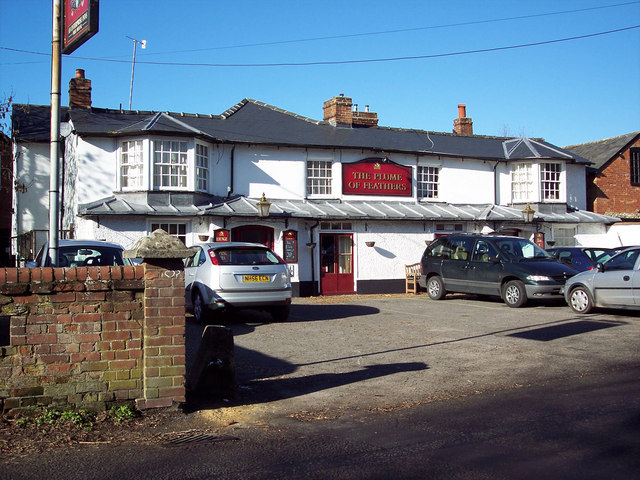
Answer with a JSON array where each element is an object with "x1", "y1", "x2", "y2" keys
[{"x1": 243, "y1": 274, "x2": 270, "y2": 282}]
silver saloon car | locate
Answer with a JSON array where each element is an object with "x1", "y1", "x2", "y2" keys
[
  {"x1": 184, "y1": 242, "x2": 292, "y2": 322},
  {"x1": 564, "y1": 246, "x2": 640, "y2": 314}
]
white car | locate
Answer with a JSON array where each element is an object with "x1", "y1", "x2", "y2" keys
[
  {"x1": 564, "y1": 246, "x2": 640, "y2": 314},
  {"x1": 184, "y1": 242, "x2": 292, "y2": 322}
]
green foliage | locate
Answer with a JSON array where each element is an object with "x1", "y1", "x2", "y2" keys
[
  {"x1": 31, "y1": 408, "x2": 96, "y2": 430},
  {"x1": 109, "y1": 404, "x2": 138, "y2": 423}
]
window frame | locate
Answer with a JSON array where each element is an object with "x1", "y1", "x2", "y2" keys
[
  {"x1": 152, "y1": 140, "x2": 189, "y2": 190},
  {"x1": 540, "y1": 162, "x2": 562, "y2": 201},
  {"x1": 150, "y1": 222, "x2": 188, "y2": 245},
  {"x1": 630, "y1": 148, "x2": 640, "y2": 186},
  {"x1": 511, "y1": 162, "x2": 534, "y2": 202},
  {"x1": 195, "y1": 143, "x2": 210, "y2": 192},
  {"x1": 417, "y1": 165, "x2": 439, "y2": 199},
  {"x1": 306, "y1": 159, "x2": 333, "y2": 197},
  {"x1": 119, "y1": 139, "x2": 145, "y2": 190}
]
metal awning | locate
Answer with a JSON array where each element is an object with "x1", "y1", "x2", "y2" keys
[{"x1": 79, "y1": 194, "x2": 619, "y2": 225}]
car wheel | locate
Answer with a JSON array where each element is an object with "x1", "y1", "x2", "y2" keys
[
  {"x1": 568, "y1": 286, "x2": 594, "y2": 314},
  {"x1": 269, "y1": 305, "x2": 291, "y2": 322},
  {"x1": 503, "y1": 280, "x2": 527, "y2": 308},
  {"x1": 427, "y1": 276, "x2": 446, "y2": 300},
  {"x1": 192, "y1": 291, "x2": 212, "y2": 323}
]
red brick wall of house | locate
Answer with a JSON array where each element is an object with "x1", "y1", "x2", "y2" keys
[
  {"x1": 0, "y1": 263, "x2": 186, "y2": 415},
  {"x1": 592, "y1": 137, "x2": 640, "y2": 215}
]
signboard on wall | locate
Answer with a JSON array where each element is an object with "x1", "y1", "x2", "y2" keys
[
  {"x1": 283, "y1": 230, "x2": 298, "y2": 263},
  {"x1": 214, "y1": 229, "x2": 230, "y2": 242},
  {"x1": 62, "y1": 0, "x2": 99, "y2": 54},
  {"x1": 342, "y1": 158, "x2": 412, "y2": 197}
]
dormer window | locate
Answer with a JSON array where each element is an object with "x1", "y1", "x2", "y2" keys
[
  {"x1": 511, "y1": 162, "x2": 534, "y2": 202},
  {"x1": 153, "y1": 140, "x2": 188, "y2": 189},
  {"x1": 120, "y1": 140, "x2": 144, "y2": 188}
]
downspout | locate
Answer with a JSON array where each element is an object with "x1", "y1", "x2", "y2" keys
[
  {"x1": 308, "y1": 220, "x2": 319, "y2": 296},
  {"x1": 227, "y1": 145, "x2": 235, "y2": 198}
]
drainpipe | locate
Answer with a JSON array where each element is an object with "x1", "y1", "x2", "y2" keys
[
  {"x1": 227, "y1": 145, "x2": 235, "y2": 198},
  {"x1": 308, "y1": 220, "x2": 319, "y2": 296}
]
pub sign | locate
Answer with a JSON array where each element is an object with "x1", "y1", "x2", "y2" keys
[
  {"x1": 62, "y1": 0, "x2": 99, "y2": 54},
  {"x1": 214, "y1": 228, "x2": 230, "y2": 242},
  {"x1": 342, "y1": 158, "x2": 412, "y2": 197}
]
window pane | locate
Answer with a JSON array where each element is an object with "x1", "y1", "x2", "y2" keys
[
  {"x1": 307, "y1": 160, "x2": 332, "y2": 195},
  {"x1": 153, "y1": 140, "x2": 188, "y2": 189},
  {"x1": 120, "y1": 140, "x2": 143, "y2": 188},
  {"x1": 417, "y1": 166, "x2": 439, "y2": 198}
]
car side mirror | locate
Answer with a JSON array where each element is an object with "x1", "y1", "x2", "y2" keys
[{"x1": 596, "y1": 263, "x2": 605, "y2": 272}]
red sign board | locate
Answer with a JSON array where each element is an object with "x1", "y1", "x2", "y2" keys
[
  {"x1": 62, "y1": 0, "x2": 99, "y2": 55},
  {"x1": 214, "y1": 229, "x2": 229, "y2": 242},
  {"x1": 342, "y1": 158, "x2": 412, "y2": 196}
]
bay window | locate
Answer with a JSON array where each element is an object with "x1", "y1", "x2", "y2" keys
[
  {"x1": 120, "y1": 140, "x2": 144, "y2": 189},
  {"x1": 153, "y1": 140, "x2": 188, "y2": 189}
]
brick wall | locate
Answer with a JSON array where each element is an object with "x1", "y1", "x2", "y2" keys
[
  {"x1": 0, "y1": 262, "x2": 186, "y2": 415},
  {"x1": 592, "y1": 138, "x2": 640, "y2": 215}
]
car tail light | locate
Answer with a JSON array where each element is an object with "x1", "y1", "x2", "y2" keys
[{"x1": 207, "y1": 249, "x2": 220, "y2": 265}]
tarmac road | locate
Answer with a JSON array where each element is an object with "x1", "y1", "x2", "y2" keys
[{"x1": 187, "y1": 293, "x2": 640, "y2": 426}]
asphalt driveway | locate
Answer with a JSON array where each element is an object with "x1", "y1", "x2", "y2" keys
[{"x1": 185, "y1": 293, "x2": 639, "y2": 426}]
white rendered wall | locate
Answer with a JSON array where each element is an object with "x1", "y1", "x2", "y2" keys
[{"x1": 12, "y1": 142, "x2": 51, "y2": 236}]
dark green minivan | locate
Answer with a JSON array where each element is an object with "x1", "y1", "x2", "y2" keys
[{"x1": 419, "y1": 234, "x2": 578, "y2": 307}]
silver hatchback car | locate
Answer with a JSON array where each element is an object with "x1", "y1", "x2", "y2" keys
[
  {"x1": 184, "y1": 242, "x2": 292, "y2": 322},
  {"x1": 564, "y1": 246, "x2": 640, "y2": 314}
]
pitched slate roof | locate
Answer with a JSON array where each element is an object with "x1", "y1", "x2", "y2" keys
[
  {"x1": 12, "y1": 100, "x2": 589, "y2": 164},
  {"x1": 564, "y1": 132, "x2": 640, "y2": 170},
  {"x1": 78, "y1": 194, "x2": 619, "y2": 225}
]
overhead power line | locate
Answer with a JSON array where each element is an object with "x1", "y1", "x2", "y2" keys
[
  {"x1": 1, "y1": 24, "x2": 639, "y2": 68},
  {"x1": 69, "y1": 25, "x2": 640, "y2": 68},
  {"x1": 137, "y1": 0, "x2": 640, "y2": 56}
]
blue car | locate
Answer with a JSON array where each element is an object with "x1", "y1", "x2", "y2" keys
[
  {"x1": 546, "y1": 247, "x2": 621, "y2": 272},
  {"x1": 564, "y1": 247, "x2": 640, "y2": 314}
]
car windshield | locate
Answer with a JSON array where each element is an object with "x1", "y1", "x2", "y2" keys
[
  {"x1": 56, "y1": 245, "x2": 129, "y2": 267},
  {"x1": 494, "y1": 238, "x2": 551, "y2": 260},
  {"x1": 213, "y1": 247, "x2": 283, "y2": 266}
]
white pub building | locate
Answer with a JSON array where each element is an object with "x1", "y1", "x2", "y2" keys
[{"x1": 11, "y1": 70, "x2": 617, "y2": 296}]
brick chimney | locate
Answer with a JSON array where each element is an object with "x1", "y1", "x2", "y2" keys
[
  {"x1": 323, "y1": 94, "x2": 353, "y2": 126},
  {"x1": 453, "y1": 104, "x2": 473, "y2": 135},
  {"x1": 323, "y1": 95, "x2": 378, "y2": 127},
  {"x1": 352, "y1": 104, "x2": 379, "y2": 127},
  {"x1": 68, "y1": 69, "x2": 92, "y2": 109}
]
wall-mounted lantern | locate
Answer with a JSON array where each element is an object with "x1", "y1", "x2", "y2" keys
[
  {"x1": 521, "y1": 203, "x2": 536, "y2": 223},
  {"x1": 256, "y1": 193, "x2": 271, "y2": 217}
]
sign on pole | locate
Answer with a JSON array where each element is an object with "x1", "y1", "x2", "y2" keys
[{"x1": 62, "y1": 0, "x2": 99, "y2": 55}]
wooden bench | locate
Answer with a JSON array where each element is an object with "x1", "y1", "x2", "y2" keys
[{"x1": 405, "y1": 263, "x2": 422, "y2": 294}]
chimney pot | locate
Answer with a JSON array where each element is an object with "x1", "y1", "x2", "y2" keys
[
  {"x1": 458, "y1": 104, "x2": 467, "y2": 118},
  {"x1": 75, "y1": 69, "x2": 85, "y2": 79},
  {"x1": 365, "y1": 105, "x2": 369, "y2": 112}
]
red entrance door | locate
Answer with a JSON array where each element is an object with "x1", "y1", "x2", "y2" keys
[
  {"x1": 320, "y1": 233, "x2": 354, "y2": 295},
  {"x1": 231, "y1": 225, "x2": 274, "y2": 249}
]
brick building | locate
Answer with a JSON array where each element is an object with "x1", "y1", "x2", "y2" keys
[{"x1": 565, "y1": 132, "x2": 640, "y2": 219}]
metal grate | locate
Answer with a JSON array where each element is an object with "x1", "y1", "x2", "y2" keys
[{"x1": 164, "y1": 432, "x2": 239, "y2": 447}]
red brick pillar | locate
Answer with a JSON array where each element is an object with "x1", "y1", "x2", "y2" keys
[{"x1": 124, "y1": 230, "x2": 194, "y2": 410}]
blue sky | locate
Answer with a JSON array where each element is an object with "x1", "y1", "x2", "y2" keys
[{"x1": 1, "y1": 0, "x2": 638, "y2": 147}]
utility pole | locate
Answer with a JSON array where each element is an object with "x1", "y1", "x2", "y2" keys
[
  {"x1": 49, "y1": 0, "x2": 62, "y2": 265},
  {"x1": 127, "y1": 36, "x2": 146, "y2": 110}
]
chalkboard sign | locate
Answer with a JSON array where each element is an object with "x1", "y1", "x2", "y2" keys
[{"x1": 283, "y1": 230, "x2": 297, "y2": 263}]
